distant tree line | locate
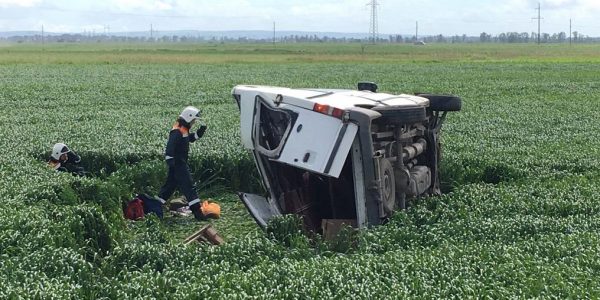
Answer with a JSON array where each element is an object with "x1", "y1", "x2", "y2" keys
[
  {"x1": 477, "y1": 31, "x2": 594, "y2": 43},
  {"x1": 1, "y1": 31, "x2": 598, "y2": 44},
  {"x1": 0, "y1": 33, "x2": 368, "y2": 44},
  {"x1": 387, "y1": 31, "x2": 597, "y2": 43}
]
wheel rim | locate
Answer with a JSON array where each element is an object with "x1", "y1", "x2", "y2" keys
[
  {"x1": 383, "y1": 168, "x2": 395, "y2": 213},
  {"x1": 383, "y1": 171, "x2": 392, "y2": 199}
]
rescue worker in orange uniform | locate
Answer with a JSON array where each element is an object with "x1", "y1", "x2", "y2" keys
[{"x1": 156, "y1": 106, "x2": 220, "y2": 220}]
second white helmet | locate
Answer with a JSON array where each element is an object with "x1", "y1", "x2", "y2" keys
[
  {"x1": 179, "y1": 106, "x2": 201, "y2": 123},
  {"x1": 51, "y1": 143, "x2": 71, "y2": 160}
]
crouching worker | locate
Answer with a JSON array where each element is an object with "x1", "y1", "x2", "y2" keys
[
  {"x1": 156, "y1": 106, "x2": 220, "y2": 220},
  {"x1": 48, "y1": 143, "x2": 86, "y2": 176}
]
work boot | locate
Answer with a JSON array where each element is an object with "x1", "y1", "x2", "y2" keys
[
  {"x1": 171, "y1": 206, "x2": 192, "y2": 217},
  {"x1": 190, "y1": 203, "x2": 206, "y2": 221},
  {"x1": 168, "y1": 196, "x2": 188, "y2": 210}
]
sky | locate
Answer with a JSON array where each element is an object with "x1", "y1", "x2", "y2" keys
[{"x1": 0, "y1": 0, "x2": 599, "y2": 36}]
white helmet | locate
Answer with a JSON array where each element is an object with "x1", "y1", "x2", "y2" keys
[
  {"x1": 179, "y1": 106, "x2": 201, "y2": 123},
  {"x1": 51, "y1": 143, "x2": 70, "y2": 160}
]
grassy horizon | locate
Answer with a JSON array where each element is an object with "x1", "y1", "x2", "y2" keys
[{"x1": 1, "y1": 42, "x2": 600, "y2": 64}]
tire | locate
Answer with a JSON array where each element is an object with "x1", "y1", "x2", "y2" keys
[
  {"x1": 372, "y1": 105, "x2": 427, "y2": 124},
  {"x1": 380, "y1": 159, "x2": 396, "y2": 217},
  {"x1": 394, "y1": 168, "x2": 410, "y2": 210},
  {"x1": 416, "y1": 94, "x2": 462, "y2": 112}
]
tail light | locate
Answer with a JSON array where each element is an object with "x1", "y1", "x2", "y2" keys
[{"x1": 313, "y1": 103, "x2": 345, "y2": 120}]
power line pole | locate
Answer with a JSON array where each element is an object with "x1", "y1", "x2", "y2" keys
[
  {"x1": 41, "y1": 24, "x2": 44, "y2": 46},
  {"x1": 273, "y1": 22, "x2": 276, "y2": 45},
  {"x1": 367, "y1": 0, "x2": 379, "y2": 44},
  {"x1": 532, "y1": 2, "x2": 542, "y2": 44},
  {"x1": 150, "y1": 23, "x2": 153, "y2": 40},
  {"x1": 569, "y1": 19, "x2": 572, "y2": 46},
  {"x1": 415, "y1": 21, "x2": 418, "y2": 42}
]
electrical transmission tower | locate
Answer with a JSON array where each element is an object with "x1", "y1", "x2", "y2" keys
[
  {"x1": 569, "y1": 19, "x2": 572, "y2": 46},
  {"x1": 415, "y1": 21, "x2": 419, "y2": 42},
  {"x1": 367, "y1": 0, "x2": 379, "y2": 44},
  {"x1": 532, "y1": 2, "x2": 543, "y2": 44}
]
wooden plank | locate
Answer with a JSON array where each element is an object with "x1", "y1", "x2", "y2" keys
[
  {"x1": 203, "y1": 226, "x2": 225, "y2": 245},
  {"x1": 183, "y1": 224, "x2": 224, "y2": 246},
  {"x1": 183, "y1": 224, "x2": 210, "y2": 243}
]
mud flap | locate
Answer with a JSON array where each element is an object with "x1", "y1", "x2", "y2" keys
[{"x1": 239, "y1": 193, "x2": 281, "y2": 228}]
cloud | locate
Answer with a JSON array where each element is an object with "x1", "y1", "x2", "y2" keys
[
  {"x1": 0, "y1": 0, "x2": 598, "y2": 35},
  {"x1": 544, "y1": 0, "x2": 578, "y2": 9},
  {"x1": 0, "y1": 0, "x2": 42, "y2": 8},
  {"x1": 580, "y1": 0, "x2": 600, "y2": 10},
  {"x1": 111, "y1": 0, "x2": 173, "y2": 12},
  {"x1": 509, "y1": 0, "x2": 599, "y2": 11}
]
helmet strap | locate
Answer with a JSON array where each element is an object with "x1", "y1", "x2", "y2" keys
[{"x1": 177, "y1": 117, "x2": 192, "y2": 129}]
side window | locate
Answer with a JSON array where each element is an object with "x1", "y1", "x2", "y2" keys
[{"x1": 253, "y1": 96, "x2": 296, "y2": 158}]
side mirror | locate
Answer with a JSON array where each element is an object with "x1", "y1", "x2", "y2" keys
[
  {"x1": 357, "y1": 82, "x2": 378, "y2": 92},
  {"x1": 232, "y1": 94, "x2": 241, "y2": 111}
]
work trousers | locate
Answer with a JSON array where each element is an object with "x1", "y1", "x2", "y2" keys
[{"x1": 158, "y1": 161, "x2": 199, "y2": 203}]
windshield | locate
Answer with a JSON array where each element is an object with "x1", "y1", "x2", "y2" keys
[{"x1": 253, "y1": 96, "x2": 297, "y2": 158}]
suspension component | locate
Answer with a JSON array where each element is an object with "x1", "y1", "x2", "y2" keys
[{"x1": 402, "y1": 138, "x2": 427, "y2": 162}]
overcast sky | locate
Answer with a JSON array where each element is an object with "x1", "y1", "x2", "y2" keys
[{"x1": 0, "y1": 0, "x2": 598, "y2": 36}]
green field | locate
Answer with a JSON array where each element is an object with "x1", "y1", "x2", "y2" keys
[{"x1": 1, "y1": 42, "x2": 600, "y2": 298}]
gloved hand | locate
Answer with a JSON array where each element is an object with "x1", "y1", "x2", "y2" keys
[
  {"x1": 196, "y1": 124, "x2": 207, "y2": 139},
  {"x1": 68, "y1": 151, "x2": 81, "y2": 164}
]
